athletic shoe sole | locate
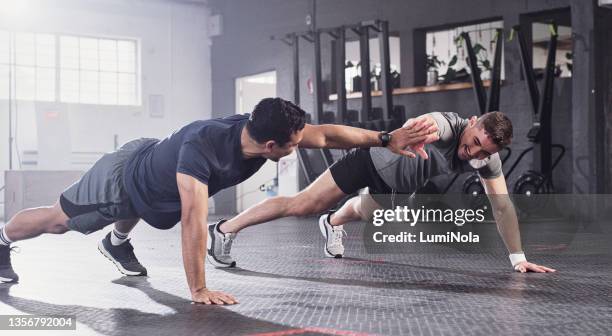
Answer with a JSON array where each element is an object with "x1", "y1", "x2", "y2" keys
[
  {"x1": 206, "y1": 223, "x2": 236, "y2": 268},
  {"x1": 97, "y1": 240, "x2": 145, "y2": 276},
  {"x1": 0, "y1": 275, "x2": 18, "y2": 283},
  {"x1": 318, "y1": 215, "x2": 343, "y2": 259}
]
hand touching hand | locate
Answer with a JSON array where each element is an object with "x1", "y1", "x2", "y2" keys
[{"x1": 388, "y1": 117, "x2": 439, "y2": 158}]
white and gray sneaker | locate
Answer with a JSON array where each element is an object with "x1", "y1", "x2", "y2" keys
[
  {"x1": 207, "y1": 219, "x2": 237, "y2": 268},
  {"x1": 318, "y1": 212, "x2": 346, "y2": 258}
]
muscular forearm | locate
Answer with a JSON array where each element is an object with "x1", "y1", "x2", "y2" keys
[
  {"x1": 181, "y1": 214, "x2": 207, "y2": 294},
  {"x1": 491, "y1": 197, "x2": 523, "y2": 253},
  {"x1": 320, "y1": 124, "x2": 381, "y2": 149}
]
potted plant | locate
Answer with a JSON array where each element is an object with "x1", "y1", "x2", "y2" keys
[
  {"x1": 439, "y1": 55, "x2": 457, "y2": 84},
  {"x1": 351, "y1": 61, "x2": 362, "y2": 92},
  {"x1": 371, "y1": 64, "x2": 382, "y2": 91},
  {"x1": 426, "y1": 54, "x2": 444, "y2": 86},
  {"x1": 452, "y1": 34, "x2": 494, "y2": 81},
  {"x1": 473, "y1": 43, "x2": 492, "y2": 80}
]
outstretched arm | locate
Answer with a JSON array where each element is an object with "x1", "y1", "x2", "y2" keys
[
  {"x1": 482, "y1": 175, "x2": 556, "y2": 273},
  {"x1": 298, "y1": 118, "x2": 439, "y2": 158},
  {"x1": 177, "y1": 172, "x2": 238, "y2": 304}
]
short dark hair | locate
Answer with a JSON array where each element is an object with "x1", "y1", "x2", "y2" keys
[
  {"x1": 246, "y1": 98, "x2": 306, "y2": 146},
  {"x1": 477, "y1": 111, "x2": 513, "y2": 148}
]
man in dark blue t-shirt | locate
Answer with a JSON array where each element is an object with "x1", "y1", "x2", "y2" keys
[{"x1": 0, "y1": 98, "x2": 438, "y2": 305}]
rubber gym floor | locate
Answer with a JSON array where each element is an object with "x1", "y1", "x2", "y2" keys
[{"x1": 1, "y1": 215, "x2": 611, "y2": 336}]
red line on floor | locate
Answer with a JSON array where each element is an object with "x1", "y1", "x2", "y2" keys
[{"x1": 247, "y1": 327, "x2": 374, "y2": 336}]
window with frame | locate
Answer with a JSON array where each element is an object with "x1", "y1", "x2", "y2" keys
[
  {"x1": 344, "y1": 36, "x2": 401, "y2": 93},
  {"x1": 0, "y1": 31, "x2": 139, "y2": 105},
  {"x1": 532, "y1": 23, "x2": 572, "y2": 78},
  {"x1": 0, "y1": 31, "x2": 56, "y2": 101},
  {"x1": 60, "y1": 35, "x2": 139, "y2": 105},
  {"x1": 526, "y1": 8, "x2": 573, "y2": 79},
  {"x1": 425, "y1": 20, "x2": 504, "y2": 84}
]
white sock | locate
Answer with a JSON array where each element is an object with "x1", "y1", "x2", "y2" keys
[
  {"x1": 0, "y1": 226, "x2": 13, "y2": 246},
  {"x1": 110, "y1": 229, "x2": 129, "y2": 246}
]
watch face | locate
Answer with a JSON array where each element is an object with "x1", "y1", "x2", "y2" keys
[{"x1": 380, "y1": 133, "x2": 390, "y2": 144}]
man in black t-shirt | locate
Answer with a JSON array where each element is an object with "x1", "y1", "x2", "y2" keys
[{"x1": 0, "y1": 98, "x2": 438, "y2": 305}]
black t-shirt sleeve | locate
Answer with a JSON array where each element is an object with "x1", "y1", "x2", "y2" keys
[{"x1": 176, "y1": 141, "x2": 212, "y2": 185}]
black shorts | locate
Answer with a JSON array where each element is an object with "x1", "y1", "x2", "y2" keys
[
  {"x1": 59, "y1": 138, "x2": 156, "y2": 234},
  {"x1": 329, "y1": 148, "x2": 392, "y2": 195},
  {"x1": 329, "y1": 148, "x2": 413, "y2": 208}
]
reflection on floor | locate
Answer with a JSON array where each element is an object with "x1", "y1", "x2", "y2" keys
[{"x1": 1, "y1": 216, "x2": 611, "y2": 336}]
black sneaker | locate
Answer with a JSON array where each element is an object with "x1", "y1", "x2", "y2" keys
[
  {"x1": 98, "y1": 232, "x2": 147, "y2": 276},
  {"x1": 206, "y1": 219, "x2": 237, "y2": 268},
  {"x1": 0, "y1": 245, "x2": 19, "y2": 283}
]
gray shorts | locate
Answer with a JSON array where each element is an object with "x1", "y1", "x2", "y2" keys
[{"x1": 60, "y1": 138, "x2": 156, "y2": 234}]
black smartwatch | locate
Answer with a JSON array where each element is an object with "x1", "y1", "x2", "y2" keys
[{"x1": 378, "y1": 131, "x2": 392, "y2": 147}]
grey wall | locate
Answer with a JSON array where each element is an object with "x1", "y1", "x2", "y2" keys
[{"x1": 209, "y1": 0, "x2": 603, "y2": 213}]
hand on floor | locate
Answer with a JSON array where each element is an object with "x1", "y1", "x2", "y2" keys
[
  {"x1": 192, "y1": 288, "x2": 238, "y2": 305},
  {"x1": 515, "y1": 261, "x2": 556, "y2": 273}
]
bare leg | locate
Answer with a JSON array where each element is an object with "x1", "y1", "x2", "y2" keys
[
  {"x1": 220, "y1": 170, "x2": 346, "y2": 233},
  {"x1": 4, "y1": 201, "x2": 70, "y2": 241},
  {"x1": 330, "y1": 191, "x2": 380, "y2": 226}
]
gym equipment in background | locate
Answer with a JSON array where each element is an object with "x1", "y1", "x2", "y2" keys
[
  {"x1": 415, "y1": 28, "x2": 508, "y2": 205},
  {"x1": 272, "y1": 20, "x2": 398, "y2": 188},
  {"x1": 272, "y1": 20, "x2": 393, "y2": 125},
  {"x1": 459, "y1": 29, "x2": 512, "y2": 209},
  {"x1": 505, "y1": 22, "x2": 566, "y2": 214}
]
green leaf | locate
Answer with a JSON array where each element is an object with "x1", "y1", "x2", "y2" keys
[
  {"x1": 508, "y1": 28, "x2": 515, "y2": 42},
  {"x1": 454, "y1": 35, "x2": 464, "y2": 46},
  {"x1": 481, "y1": 59, "x2": 491, "y2": 70},
  {"x1": 473, "y1": 43, "x2": 487, "y2": 56}
]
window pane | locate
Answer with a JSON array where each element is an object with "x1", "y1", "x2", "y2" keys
[
  {"x1": 99, "y1": 39, "x2": 117, "y2": 72},
  {"x1": 117, "y1": 40, "x2": 135, "y2": 73},
  {"x1": 80, "y1": 70, "x2": 98, "y2": 104},
  {"x1": 0, "y1": 31, "x2": 9, "y2": 64},
  {"x1": 118, "y1": 73, "x2": 135, "y2": 104},
  {"x1": 60, "y1": 36, "x2": 79, "y2": 69},
  {"x1": 79, "y1": 37, "x2": 98, "y2": 71},
  {"x1": 117, "y1": 40, "x2": 135, "y2": 56},
  {"x1": 118, "y1": 93, "x2": 135, "y2": 105},
  {"x1": 117, "y1": 73, "x2": 135, "y2": 91},
  {"x1": 60, "y1": 69, "x2": 79, "y2": 102},
  {"x1": 36, "y1": 34, "x2": 56, "y2": 68},
  {"x1": 15, "y1": 33, "x2": 35, "y2": 66},
  {"x1": 36, "y1": 67, "x2": 55, "y2": 101},
  {"x1": 117, "y1": 59, "x2": 135, "y2": 73},
  {"x1": 100, "y1": 72, "x2": 117, "y2": 104},
  {"x1": 0, "y1": 64, "x2": 8, "y2": 99},
  {"x1": 15, "y1": 66, "x2": 35, "y2": 100}
]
